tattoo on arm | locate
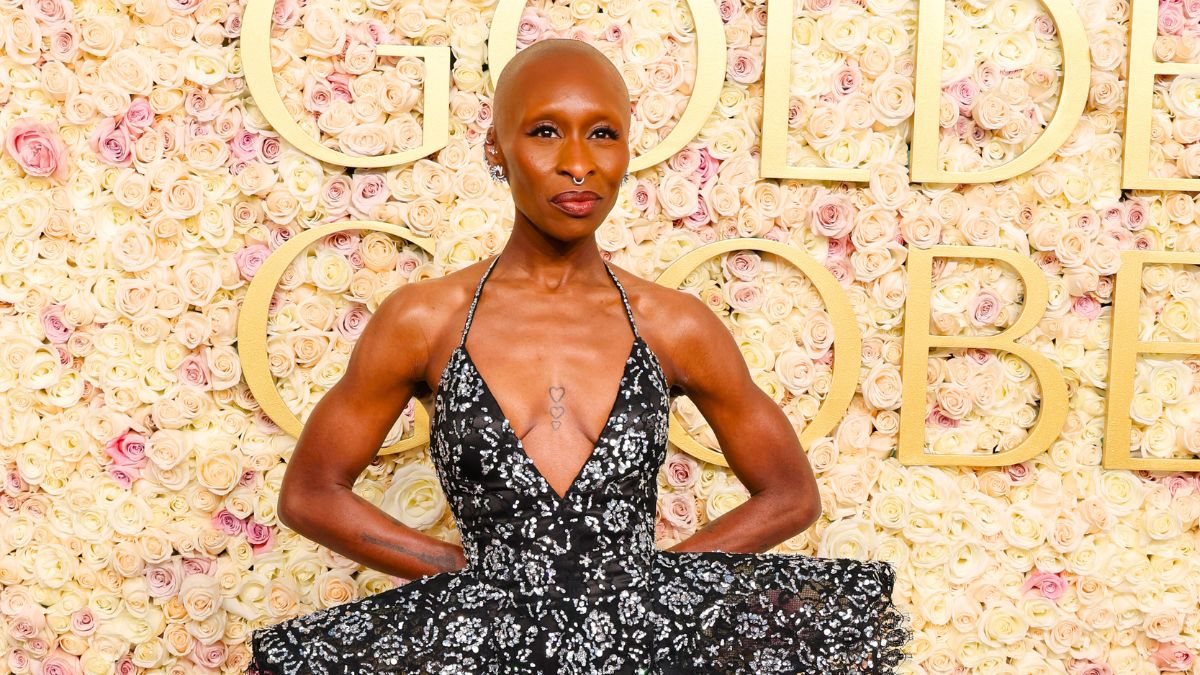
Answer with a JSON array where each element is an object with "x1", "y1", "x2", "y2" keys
[{"x1": 360, "y1": 533, "x2": 458, "y2": 568}]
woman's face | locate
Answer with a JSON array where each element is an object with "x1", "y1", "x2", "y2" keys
[{"x1": 487, "y1": 55, "x2": 631, "y2": 238}]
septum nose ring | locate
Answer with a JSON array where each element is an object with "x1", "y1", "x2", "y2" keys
[{"x1": 572, "y1": 176, "x2": 584, "y2": 185}]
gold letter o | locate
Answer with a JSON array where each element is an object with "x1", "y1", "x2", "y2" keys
[
  {"x1": 237, "y1": 221, "x2": 437, "y2": 456},
  {"x1": 654, "y1": 238, "x2": 862, "y2": 466}
]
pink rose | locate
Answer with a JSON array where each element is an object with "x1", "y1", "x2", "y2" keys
[
  {"x1": 515, "y1": 10, "x2": 548, "y2": 46},
  {"x1": 717, "y1": 0, "x2": 739, "y2": 21},
  {"x1": 631, "y1": 179, "x2": 656, "y2": 215},
  {"x1": 1068, "y1": 661, "x2": 1112, "y2": 675},
  {"x1": 317, "y1": 177, "x2": 350, "y2": 218},
  {"x1": 965, "y1": 348, "x2": 991, "y2": 365},
  {"x1": 328, "y1": 72, "x2": 353, "y2": 102},
  {"x1": 4, "y1": 119, "x2": 69, "y2": 181},
  {"x1": 231, "y1": 129, "x2": 259, "y2": 160},
  {"x1": 222, "y1": 9, "x2": 241, "y2": 37},
  {"x1": 121, "y1": 98, "x2": 153, "y2": 134},
  {"x1": 1150, "y1": 642, "x2": 1195, "y2": 671},
  {"x1": 724, "y1": 251, "x2": 761, "y2": 282},
  {"x1": 271, "y1": 0, "x2": 300, "y2": 28},
  {"x1": 90, "y1": 118, "x2": 132, "y2": 167},
  {"x1": 69, "y1": 608, "x2": 96, "y2": 636},
  {"x1": 259, "y1": 135, "x2": 282, "y2": 163},
  {"x1": 826, "y1": 236, "x2": 851, "y2": 259},
  {"x1": 212, "y1": 508, "x2": 244, "y2": 535},
  {"x1": 234, "y1": 243, "x2": 270, "y2": 280},
  {"x1": 144, "y1": 561, "x2": 181, "y2": 598},
  {"x1": 824, "y1": 256, "x2": 853, "y2": 288},
  {"x1": 7, "y1": 467, "x2": 27, "y2": 492},
  {"x1": 336, "y1": 305, "x2": 371, "y2": 340},
  {"x1": 107, "y1": 464, "x2": 140, "y2": 488},
  {"x1": 809, "y1": 191, "x2": 854, "y2": 238},
  {"x1": 1021, "y1": 569, "x2": 1067, "y2": 600},
  {"x1": 177, "y1": 353, "x2": 210, "y2": 389},
  {"x1": 181, "y1": 556, "x2": 217, "y2": 576},
  {"x1": 8, "y1": 609, "x2": 46, "y2": 640},
  {"x1": 926, "y1": 406, "x2": 959, "y2": 428},
  {"x1": 969, "y1": 290, "x2": 1001, "y2": 326},
  {"x1": 303, "y1": 76, "x2": 335, "y2": 113},
  {"x1": 105, "y1": 431, "x2": 148, "y2": 466},
  {"x1": 1163, "y1": 474, "x2": 1193, "y2": 496},
  {"x1": 1006, "y1": 461, "x2": 1033, "y2": 484},
  {"x1": 183, "y1": 88, "x2": 218, "y2": 121},
  {"x1": 664, "y1": 452, "x2": 699, "y2": 488},
  {"x1": 28, "y1": 0, "x2": 72, "y2": 22},
  {"x1": 250, "y1": 525, "x2": 275, "y2": 553},
  {"x1": 1071, "y1": 295, "x2": 1102, "y2": 320},
  {"x1": 245, "y1": 520, "x2": 273, "y2": 545},
  {"x1": 976, "y1": 62, "x2": 999, "y2": 88},
  {"x1": 683, "y1": 196, "x2": 711, "y2": 229},
  {"x1": 1160, "y1": 0, "x2": 1186, "y2": 34},
  {"x1": 727, "y1": 280, "x2": 762, "y2": 312},
  {"x1": 40, "y1": 304, "x2": 72, "y2": 343},
  {"x1": 1032, "y1": 14, "x2": 1056, "y2": 39},
  {"x1": 603, "y1": 22, "x2": 625, "y2": 41},
  {"x1": 1124, "y1": 199, "x2": 1149, "y2": 231},
  {"x1": 695, "y1": 147, "x2": 720, "y2": 185},
  {"x1": 831, "y1": 63, "x2": 862, "y2": 97},
  {"x1": 727, "y1": 47, "x2": 762, "y2": 85},
  {"x1": 240, "y1": 469, "x2": 257, "y2": 487},
  {"x1": 660, "y1": 492, "x2": 698, "y2": 532},
  {"x1": 323, "y1": 230, "x2": 359, "y2": 256},
  {"x1": 39, "y1": 649, "x2": 81, "y2": 675},
  {"x1": 167, "y1": 0, "x2": 201, "y2": 14},
  {"x1": 188, "y1": 639, "x2": 227, "y2": 669},
  {"x1": 1100, "y1": 205, "x2": 1123, "y2": 228},
  {"x1": 351, "y1": 173, "x2": 389, "y2": 217},
  {"x1": 945, "y1": 78, "x2": 978, "y2": 111}
]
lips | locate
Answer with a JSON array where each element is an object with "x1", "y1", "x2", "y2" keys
[{"x1": 550, "y1": 190, "x2": 601, "y2": 217}]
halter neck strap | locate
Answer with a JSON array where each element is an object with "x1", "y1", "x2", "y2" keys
[{"x1": 457, "y1": 255, "x2": 639, "y2": 348}]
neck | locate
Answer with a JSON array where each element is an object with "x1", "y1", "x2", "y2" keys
[{"x1": 496, "y1": 216, "x2": 610, "y2": 291}]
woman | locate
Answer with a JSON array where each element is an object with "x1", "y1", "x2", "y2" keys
[{"x1": 250, "y1": 39, "x2": 911, "y2": 674}]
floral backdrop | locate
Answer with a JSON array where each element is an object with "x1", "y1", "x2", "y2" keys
[{"x1": 2, "y1": 0, "x2": 1200, "y2": 670}]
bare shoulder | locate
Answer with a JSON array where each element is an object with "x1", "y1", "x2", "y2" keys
[
  {"x1": 607, "y1": 263, "x2": 719, "y2": 395},
  {"x1": 363, "y1": 257, "x2": 494, "y2": 392}
]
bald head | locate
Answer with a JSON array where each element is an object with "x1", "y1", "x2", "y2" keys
[{"x1": 491, "y1": 39, "x2": 630, "y2": 140}]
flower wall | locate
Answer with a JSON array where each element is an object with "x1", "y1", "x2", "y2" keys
[{"x1": 2, "y1": 0, "x2": 1200, "y2": 671}]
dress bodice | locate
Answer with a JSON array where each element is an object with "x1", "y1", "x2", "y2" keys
[{"x1": 429, "y1": 254, "x2": 671, "y2": 601}]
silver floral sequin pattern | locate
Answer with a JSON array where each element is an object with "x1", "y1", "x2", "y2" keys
[{"x1": 249, "y1": 255, "x2": 913, "y2": 674}]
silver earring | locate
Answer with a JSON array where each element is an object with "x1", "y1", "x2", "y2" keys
[
  {"x1": 621, "y1": 172, "x2": 630, "y2": 185},
  {"x1": 489, "y1": 163, "x2": 506, "y2": 183}
]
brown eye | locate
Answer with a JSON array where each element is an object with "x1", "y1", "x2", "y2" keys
[{"x1": 530, "y1": 124, "x2": 556, "y2": 137}]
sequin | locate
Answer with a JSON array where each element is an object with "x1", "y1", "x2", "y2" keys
[{"x1": 249, "y1": 255, "x2": 913, "y2": 674}]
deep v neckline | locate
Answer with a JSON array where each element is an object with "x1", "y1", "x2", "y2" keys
[
  {"x1": 460, "y1": 337, "x2": 641, "y2": 505},
  {"x1": 447, "y1": 254, "x2": 646, "y2": 507}
]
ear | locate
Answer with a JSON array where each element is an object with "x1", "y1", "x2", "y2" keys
[{"x1": 485, "y1": 128, "x2": 503, "y2": 168}]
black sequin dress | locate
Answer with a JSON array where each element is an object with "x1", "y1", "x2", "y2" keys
[{"x1": 249, "y1": 255, "x2": 913, "y2": 674}]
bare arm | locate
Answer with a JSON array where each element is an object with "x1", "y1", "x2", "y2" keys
[
  {"x1": 276, "y1": 283, "x2": 466, "y2": 579},
  {"x1": 661, "y1": 292, "x2": 821, "y2": 554}
]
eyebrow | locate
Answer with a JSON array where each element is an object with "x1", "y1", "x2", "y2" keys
[{"x1": 518, "y1": 102, "x2": 623, "y2": 127}]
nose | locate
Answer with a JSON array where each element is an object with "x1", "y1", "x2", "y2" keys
[{"x1": 557, "y1": 133, "x2": 594, "y2": 185}]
